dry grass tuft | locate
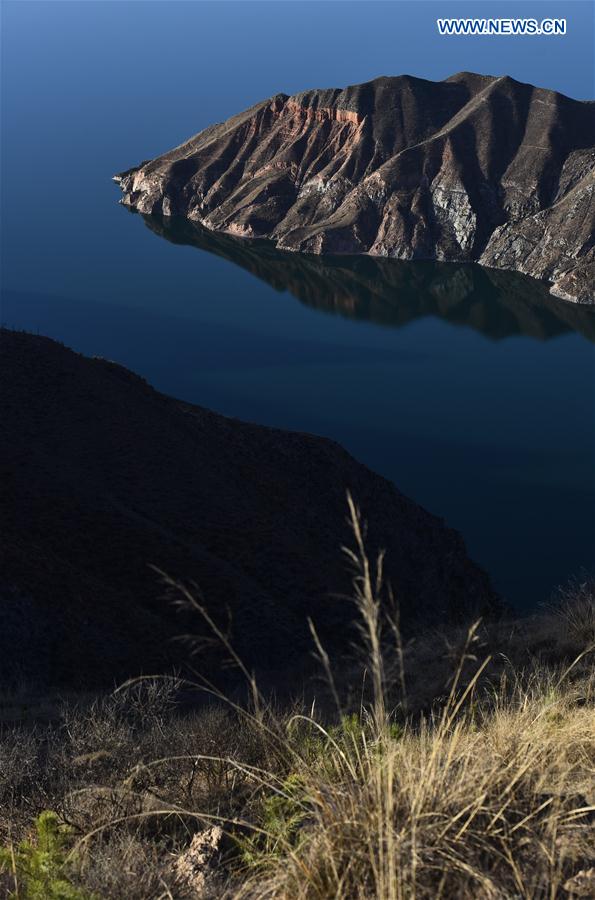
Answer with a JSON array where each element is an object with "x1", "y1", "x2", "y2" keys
[
  {"x1": 1, "y1": 498, "x2": 594, "y2": 898},
  {"x1": 229, "y1": 498, "x2": 595, "y2": 899},
  {"x1": 548, "y1": 574, "x2": 595, "y2": 647}
]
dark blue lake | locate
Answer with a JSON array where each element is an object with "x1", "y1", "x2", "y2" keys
[{"x1": 2, "y1": 1, "x2": 594, "y2": 612}]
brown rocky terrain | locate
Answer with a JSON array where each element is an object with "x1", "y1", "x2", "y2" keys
[
  {"x1": 115, "y1": 72, "x2": 595, "y2": 304},
  {"x1": 0, "y1": 329, "x2": 498, "y2": 687}
]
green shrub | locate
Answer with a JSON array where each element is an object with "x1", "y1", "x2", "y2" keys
[
  {"x1": 0, "y1": 811, "x2": 91, "y2": 899},
  {"x1": 238, "y1": 772, "x2": 310, "y2": 867}
]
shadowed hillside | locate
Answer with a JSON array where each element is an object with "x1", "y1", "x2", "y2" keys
[{"x1": 0, "y1": 329, "x2": 499, "y2": 687}]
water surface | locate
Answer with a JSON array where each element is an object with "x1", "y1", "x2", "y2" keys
[
  {"x1": 2, "y1": 1, "x2": 593, "y2": 611},
  {"x1": 4, "y1": 200, "x2": 594, "y2": 609}
]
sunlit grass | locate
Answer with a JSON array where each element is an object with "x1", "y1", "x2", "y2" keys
[{"x1": 1, "y1": 497, "x2": 593, "y2": 898}]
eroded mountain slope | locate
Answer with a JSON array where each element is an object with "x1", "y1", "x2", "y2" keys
[{"x1": 115, "y1": 73, "x2": 595, "y2": 303}]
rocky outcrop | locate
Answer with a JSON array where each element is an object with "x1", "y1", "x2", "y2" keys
[
  {"x1": 115, "y1": 73, "x2": 595, "y2": 304},
  {"x1": 0, "y1": 329, "x2": 498, "y2": 687},
  {"x1": 170, "y1": 827, "x2": 225, "y2": 898}
]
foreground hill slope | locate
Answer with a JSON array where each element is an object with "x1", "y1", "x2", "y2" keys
[
  {"x1": 115, "y1": 72, "x2": 595, "y2": 303},
  {"x1": 0, "y1": 329, "x2": 497, "y2": 686}
]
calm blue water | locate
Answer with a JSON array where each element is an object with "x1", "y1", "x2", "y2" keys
[{"x1": 2, "y1": 1, "x2": 594, "y2": 610}]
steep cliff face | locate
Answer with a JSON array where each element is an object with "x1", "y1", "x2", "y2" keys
[
  {"x1": 1, "y1": 329, "x2": 499, "y2": 687},
  {"x1": 115, "y1": 73, "x2": 595, "y2": 304}
]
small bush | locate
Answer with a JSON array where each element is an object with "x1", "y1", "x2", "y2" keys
[{"x1": 0, "y1": 811, "x2": 91, "y2": 899}]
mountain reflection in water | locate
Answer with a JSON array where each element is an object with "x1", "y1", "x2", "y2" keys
[{"x1": 141, "y1": 213, "x2": 595, "y2": 344}]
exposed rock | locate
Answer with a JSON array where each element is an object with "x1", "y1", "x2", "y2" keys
[
  {"x1": 563, "y1": 868, "x2": 595, "y2": 897},
  {"x1": 0, "y1": 328, "x2": 499, "y2": 687},
  {"x1": 115, "y1": 73, "x2": 595, "y2": 304},
  {"x1": 171, "y1": 827, "x2": 225, "y2": 898}
]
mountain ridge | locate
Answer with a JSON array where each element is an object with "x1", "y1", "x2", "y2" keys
[{"x1": 115, "y1": 72, "x2": 595, "y2": 303}]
